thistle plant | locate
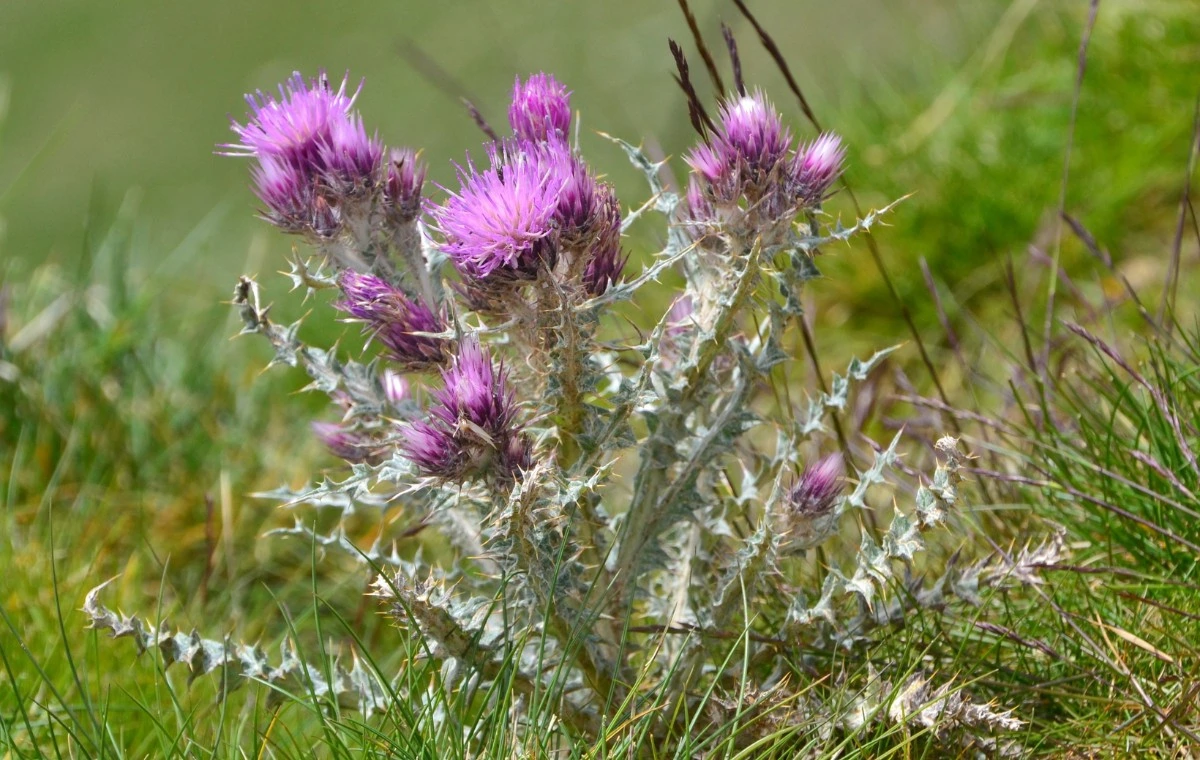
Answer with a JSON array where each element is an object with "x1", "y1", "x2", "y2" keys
[{"x1": 86, "y1": 47, "x2": 1048, "y2": 754}]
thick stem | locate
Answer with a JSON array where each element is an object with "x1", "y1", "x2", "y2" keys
[
  {"x1": 497, "y1": 486, "x2": 618, "y2": 710},
  {"x1": 388, "y1": 219, "x2": 439, "y2": 307},
  {"x1": 609, "y1": 239, "x2": 762, "y2": 605},
  {"x1": 537, "y1": 277, "x2": 587, "y2": 469}
]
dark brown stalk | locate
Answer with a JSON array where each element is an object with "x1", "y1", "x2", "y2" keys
[
  {"x1": 669, "y1": 39, "x2": 715, "y2": 136},
  {"x1": 676, "y1": 0, "x2": 726, "y2": 95},
  {"x1": 730, "y1": 0, "x2": 954, "y2": 414},
  {"x1": 721, "y1": 23, "x2": 745, "y2": 96}
]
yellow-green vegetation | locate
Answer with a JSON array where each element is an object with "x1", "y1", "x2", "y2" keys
[{"x1": 2, "y1": 0, "x2": 1198, "y2": 756}]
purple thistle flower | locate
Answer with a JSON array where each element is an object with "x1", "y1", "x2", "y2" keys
[
  {"x1": 509, "y1": 73, "x2": 572, "y2": 143},
  {"x1": 402, "y1": 338, "x2": 530, "y2": 481},
  {"x1": 318, "y1": 113, "x2": 383, "y2": 197},
  {"x1": 686, "y1": 90, "x2": 792, "y2": 204},
  {"x1": 776, "y1": 453, "x2": 845, "y2": 553},
  {"x1": 791, "y1": 132, "x2": 845, "y2": 207},
  {"x1": 224, "y1": 71, "x2": 360, "y2": 166},
  {"x1": 516, "y1": 138, "x2": 625, "y2": 275},
  {"x1": 382, "y1": 369, "x2": 409, "y2": 406},
  {"x1": 583, "y1": 240, "x2": 627, "y2": 297},
  {"x1": 548, "y1": 142, "x2": 602, "y2": 242},
  {"x1": 788, "y1": 453, "x2": 844, "y2": 515},
  {"x1": 682, "y1": 175, "x2": 716, "y2": 241},
  {"x1": 385, "y1": 147, "x2": 427, "y2": 223},
  {"x1": 336, "y1": 271, "x2": 447, "y2": 369},
  {"x1": 222, "y1": 71, "x2": 382, "y2": 230},
  {"x1": 581, "y1": 187, "x2": 627, "y2": 295},
  {"x1": 433, "y1": 151, "x2": 565, "y2": 282},
  {"x1": 250, "y1": 156, "x2": 317, "y2": 233},
  {"x1": 312, "y1": 421, "x2": 377, "y2": 464}
]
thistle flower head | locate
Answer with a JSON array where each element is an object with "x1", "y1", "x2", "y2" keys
[
  {"x1": 402, "y1": 338, "x2": 530, "y2": 481},
  {"x1": 775, "y1": 453, "x2": 845, "y2": 553},
  {"x1": 582, "y1": 238, "x2": 626, "y2": 297},
  {"x1": 788, "y1": 453, "x2": 843, "y2": 515},
  {"x1": 581, "y1": 187, "x2": 626, "y2": 295},
  {"x1": 223, "y1": 71, "x2": 382, "y2": 230},
  {"x1": 682, "y1": 175, "x2": 716, "y2": 241},
  {"x1": 433, "y1": 151, "x2": 565, "y2": 282},
  {"x1": 509, "y1": 73, "x2": 572, "y2": 143},
  {"x1": 250, "y1": 156, "x2": 317, "y2": 233},
  {"x1": 686, "y1": 90, "x2": 792, "y2": 204},
  {"x1": 385, "y1": 147, "x2": 427, "y2": 223},
  {"x1": 225, "y1": 71, "x2": 360, "y2": 166},
  {"x1": 312, "y1": 421, "x2": 377, "y2": 464},
  {"x1": 791, "y1": 132, "x2": 845, "y2": 207},
  {"x1": 318, "y1": 113, "x2": 384, "y2": 196},
  {"x1": 336, "y1": 271, "x2": 447, "y2": 369},
  {"x1": 549, "y1": 142, "x2": 603, "y2": 241},
  {"x1": 382, "y1": 370, "x2": 409, "y2": 406}
]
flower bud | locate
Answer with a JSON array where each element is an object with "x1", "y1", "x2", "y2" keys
[
  {"x1": 401, "y1": 338, "x2": 531, "y2": 482},
  {"x1": 312, "y1": 421, "x2": 377, "y2": 464},
  {"x1": 509, "y1": 73, "x2": 571, "y2": 143},
  {"x1": 791, "y1": 133, "x2": 845, "y2": 207},
  {"x1": 385, "y1": 147, "x2": 427, "y2": 224},
  {"x1": 382, "y1": 369, "x2": 409, "y2": 406},
  {"x1": 336, "y1": 271, "x2": 447, "y2": 369},
  {"x1": 581, "y1": 188, "x2": 626, "y2": 296},
  {"x1": 774, "y1": 453, "x2": 844, "y2": 553}
]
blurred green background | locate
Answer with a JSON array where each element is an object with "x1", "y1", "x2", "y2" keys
[
  {"x1": 0, "y1": 1, "x2": 1176, "y2": 272},
  {"x1": 2, "y1": 0, "x2": 1196, "y2": 345}
]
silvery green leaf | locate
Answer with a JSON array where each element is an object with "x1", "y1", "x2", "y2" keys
[
  {"x1": 883, "y1": 508, "x2": 924, "y2": 562},
  {"x1": 597, "y1": 133, "x2": 679, "y2": 216},
  {"x1": 847, "y1": 346, "x2": 899, "y2": 380},
  {"x1": 791, "y1": 195, "x2": 910, "y2": 253},
  {"x1": 915, "y1": 485, "x2": 945, "y2": 528},
  {"x1": 846, "y1": 432, "x2": 902, "y2": 511},
  {"x1": 283, "y1": 255, "x2": 338, "y2": 301},
  {"x1": 84, "y1": 581, "x2": 390, "y2": 713}
]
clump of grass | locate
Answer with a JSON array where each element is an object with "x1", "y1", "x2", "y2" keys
[{"x1": 907, "y1": 105, "x2": 1200, "y2": 756}]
